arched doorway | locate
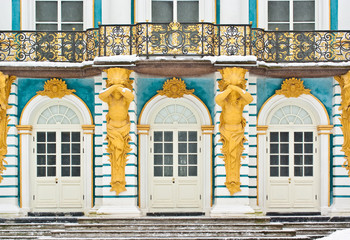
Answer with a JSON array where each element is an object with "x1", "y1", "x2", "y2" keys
[
  {"x1": 19, "y1": 95, "x2": 93, "y2": 213},
  {"x1": 258, "y1": 94, "x2": 331, "y2": 214},
  {"x1": 139, "y1": 95, "x2": 212, "y2": 214}
]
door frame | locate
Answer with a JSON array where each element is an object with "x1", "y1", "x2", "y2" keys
[
  {"x1": 139, "y1": 94, "x2": 212, "y2": 215},
  {"x1": 18, "y1": 94, "x2": 93, "y2": 214},
  {"x1": 257, "y1": 94, "x2": 331, "y2": 214}
]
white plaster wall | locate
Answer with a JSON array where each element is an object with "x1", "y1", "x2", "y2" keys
[
  {"x1": 220, "y1": 0, "x2": 248, "y2": 24},
  {"x1": 338, "y1": 0, "x2": 350, "y2": 30},
  {"x1": 102, "y1": 0, "x2": 131, "y2": 24},
  {"x1": 0, "y1": 0, "x2": 12, "y2": 30}
]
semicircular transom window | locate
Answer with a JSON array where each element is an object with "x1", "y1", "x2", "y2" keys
[
  {"x1": 37, "y1": 104, "x2": 80, "y2": 124},
  {"x1": 270, "y1": 105, "x2": 313, "y2": 125},
  {"x1": 154, "y1": 104, "x2": 197, "y2": 124}
]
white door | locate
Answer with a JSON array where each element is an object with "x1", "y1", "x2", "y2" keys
[
  {"x1": 266, "y1": 129, "x2": 319, "y2": 212},
  {"x1": 32, "y1": 130, "x2": 84, "y2": 211},
  {"x1": 150, "y1": 128, "x2": 202, "y2": 211}
]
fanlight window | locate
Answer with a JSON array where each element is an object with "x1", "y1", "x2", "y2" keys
[
  {"x1": 37, "y1": 105, "x2": 80, "y2": 124},
  {"x1": 154, "y1": 104, "x2": 197, "y2": 124},
  {"x1": 270, "y1": 105, "x2": 312, "y2": 125}
]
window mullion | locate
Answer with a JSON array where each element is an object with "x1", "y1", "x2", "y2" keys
[
  {"x1": 173, "y1": 0, "x2": 177, "y2": 22},
  {"x1": 58, "y1": 0, "x2": 61, "y2": 30},
  {"x1": 290, "y1": 131, "x2": 294, "y2": 178},
  {"x1": 290, "y1": 0, "x2": 293, "y2": 30}
]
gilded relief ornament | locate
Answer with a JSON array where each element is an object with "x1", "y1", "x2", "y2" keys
[
  {"x1": 99, "y1": 68, "x2": 134, "y2": 195},
  {"x1": 215, "y1": 67, "x2": 253, "y2": 195},
  {"x1": 276, "y1": 78, "x2": 311, "y2": 98},
  {"x1": 37, "y1": 78, "x2": 76, "y2": 98},
  {"x1": 0, "y1": 72, "x2": 15, "y2": 183},
  {"x1": 335, "y1": 71, "x2": 350, "y2": 176},
  {"x1": 157, "y1": 77, "x2": 194, "y2": 98}
]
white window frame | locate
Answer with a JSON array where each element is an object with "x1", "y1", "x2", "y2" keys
[
  {"x1": 136, "y1": 0, "x2": 212, "y2": 23},
  {"x1": 21, "y1": 0, "x2": 94, "y2": 31},
  {"x1": 258, "y1": 0, "x2": 330, "y2": 30}
]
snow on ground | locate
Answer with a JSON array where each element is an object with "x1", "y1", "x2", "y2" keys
[{"x1": 318, "y1": 229, "x2": 350, "y2": 239}]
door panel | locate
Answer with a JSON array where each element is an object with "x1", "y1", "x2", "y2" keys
[
  {"x1": 151, "y1": 129, "x2": 201, "y2": 211},
  {"x1": 33, "y1": 130, "x2": 83, "y2": 211},
  {"x1": 267, "y1": 130, "x2": 319, "y2": 212}
]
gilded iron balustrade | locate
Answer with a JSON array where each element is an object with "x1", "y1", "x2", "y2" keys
[{"x1": 1, "y1": 23, "x2": 350, "y2": 62}]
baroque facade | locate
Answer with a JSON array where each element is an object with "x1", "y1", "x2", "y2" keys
[{"x1": 0, "y1": 0, "x2": 349, "y2": 216}]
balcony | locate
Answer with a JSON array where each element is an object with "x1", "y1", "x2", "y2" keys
[{"x1": 1, "y1": 22, "x2": 350, "y2": 77}]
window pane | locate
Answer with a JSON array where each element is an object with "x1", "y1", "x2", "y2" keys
[
  {"x1": 305, "y1": 155, "x2": 313, "y2": 165},
  {"x1": 177, "y1": 1, "x2": 199, "y2": 23},
  {"x1": 179, "y1": 143, "x2": 187, "y2": 153},
  {"x1": 268, "y1": 23, "x2": 290, "y2": 31},
  {"x1": 36, "y1": 23, "x2": 58, "y2": 31},
  {"x1": 154, "y1": 143, "x2": 163, "y2": 153},
  {"x1": 270, "y1": 144, "x2": 279, "y2": 153},
  {"x1": 304, "y1": 132, "x2": 313, "y2": 142},
  {"x1": 62, "y1": 167, "x2": 70, "y2": 177},
  {"x1": 62, "y1": 1, "x2": 83, "y2": 22},
  {"x1": 37, "y1": 144, "x2": 46, "y2": 153},
  {"x1": 62, "y1": 24, "x2": 83, "y2": 31},
  {"x1": 294, "y1": 144, "x2": 303, "y2": 153},
  {"x1": 304, "y1": 166, "x2": 313, "y2": 176},
  {"x1": 47, "y1": 167, "x2": 56, "y2": 176},
  {"x1": 268, "y1": 1, "x2": 289, "y2": 22},
  {"x1": 72, "y1": 166, "x2": 80, "y2": 177},
  {"x1": 178, "y1": 155, "x2": 187, "y2": 165},
  {"x1": 294, "y1": 166, "x2": 303, "y2": 176},
  {"x1": 36, "y1": 1, "x2": 58, "y2": 22},
  {"x1": 47, "y1": 132, "x2": 56, "y2": 142},
  {"x1": 189, "y1": 155, "x2": 197, "y2": 164},
  {"x1": 280, "y1": 166, "x2": 289, "y2": 177},
  {"x1": 37, "y1": 132, "x2": 46, "y2": 142},
  {"x1": 164, "y1": 166, "x2": 173, "y2": 176},
  {"x1": 164, "y1": 131, "x2": 173, "y2": 141},
  {"x1": 62, "y1": 132, "x2": 70, "y2": 142},
  {"x1": 294, "y1": 132, "x2": 303, "y2": 142},
  {"x1": 280, "y1": 155, "x2": 289, "y2": 165},
  {"x1": 72, "y1": 132, "x2": 80, "y2": 142},
  {"x1": 62, "y1": 155, "x2": 70, "y2": 165},
  {"x1": 294, "y1": 155, "x2": 303, "y2": 165},
  {"x1": 154, "y1": 166, "x2": 163, "y2": 176},
  {"x1": 72, "y1": 155, "x2": 80, "y2": 165},
  {"x1": 72, "y1": 143, "x2": 80, "y2": 153},
  {"x1": 154, "y1": 155, "x2": 163, "y2": 165},
  {"x1": 293, "y1": 1, "x2": 315, "y2": 22},
  {"x1": 270, "y1": 132, "x2": 279, "y2": 142},
  {"x1": 280, "y1": 144, "x2": 289, "y2": 153},
  {"x1": 293, "y1": 23, "x2": 315, "y2": 31},
  {"x1": 178, "y1": 131, "x2": 187, "y2": 141},
  {"x1": 188, "y1": 131, "x2": 197, "y2": 141},
  {"x1": 37, "y1": 167, "x2": 46, "y2": 177},
  {"x1": 189, "y1": 143, "x2": 197, "y2": 153},
  {"x1": 62, "y1": 144, "x2": 70, "y2": 153},
  {"x1": 179, "y1": 166, "x2": 187, "y2": 176},
  {"x1": 270, "y1": 155, "x2": 279, "y2": 165},
  {"x1": 47, "y1": 155, "x2": 56, "y2": 165},
  {"x1": 189, "y1": 166, "x2": 197, "y2": 176},
  {"x1": 164, "y1": 143, "x2": 173, "y2": 153},
  {"x1": 37, "y1": 155, "x2": 46, "y2": 165},
  {"x1": 280, "y1": 132, "x2": 289, "y2": 142},
  {"x1": 164, "y1": 155, "x2": 173, "y2": 165},
  {"x1": 152, "y1": 1, "x2": 173, "y2": 23},
  {"x1": 47, "y1": 143, "x2": 56, "y2": 153},
  {"x1": 270, "y1": 167, "x2": 279, "y2": 177},
  {"x1": 304, "y1": 143, "x2": 313, "y2": 153},
  {"x1": 154, "y1": 132, "x2": 163, "y2": 142}
]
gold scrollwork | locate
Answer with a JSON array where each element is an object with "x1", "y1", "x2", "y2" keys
[
  {"x1": 276, "y1": 78, "x2": 311, "y2": 98},
  {"x1": 0, "y1": 72, "x2": 15, "y2": 183},
  {"x1": 157, "y1": 77, "x2": 194, "y2": 98},
  {"x1": 37, "y1": 78, "x2": 76, "y2": 98}
]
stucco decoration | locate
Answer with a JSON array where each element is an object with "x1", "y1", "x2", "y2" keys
[
  {"x1": 0, "y1": 72, "x2": 15, "y2": 183},
  {"x1": 335, "y1": 71, "x2": 350, "y2": 176},
  {"x1": 215, "y1": 67, "x2": 253, "y2": 195},
  {"x1": 99, "y1": 68, "x2": 134, "y2": 195},
  {"x1": 276, "y1": 78, "x2": 311, "y2": 98},
  {"x1": 157, "y1": 77, "x2": 194, "y2": 98},
  {"x1": 37, "y1": 78, "x2": 76, "y2": 98}
]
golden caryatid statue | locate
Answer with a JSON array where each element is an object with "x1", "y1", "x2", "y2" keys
[
  {"x1": 335, "y1": 71, "x2": 350, "y2": 176},
  {"x1": 0, "y1": 72, "x2": 15, "y2": 183},
  {"x1": 215, "y1": 67, "x2": 253, "y2": 195},
  {"x1": 99, "y1": 68, "x2": 134, "y2": 195}
]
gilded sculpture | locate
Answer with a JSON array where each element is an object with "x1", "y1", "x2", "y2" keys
[
  {"x1": 0, "y1": 72, "x2": 15, "y2": 183},
  {"x1": 215, "y1": 67, "x2": 253, "y2": 195},
  {"x1": 37, "y1": 78, "x2": 76, "y2": 98},
  {"x1": 99, "y1": 68, "x2": 134, "y2": 195},
  {"x1": 335, "y1": 71, "x2": 350, "y2": 176},
  {"x1": 157, "y1": 77, "x2": 194, "y2": 98},
  {"x1": 276, "y1": 78, "x2": 311, "y2": 98}
]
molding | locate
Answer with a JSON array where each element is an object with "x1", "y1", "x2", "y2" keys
[
  {"x1": 276, "y1": 78, "x2": 311, "y2": 98},
  {"x1": 16, "y1": 125, "x2": 33, "y2": 135},
  {"x1": 37, "y1": 78, "x2": 76, "y2": 99},
  {"x1": 157, "y1": 77, "x2": 194, "y2": 98},
  {"x1": 137, "y1": 124, "x2": 150, "y2": 135},
  {"x1": 201, "y1": 125, "x2": 214, "y2": 134}
]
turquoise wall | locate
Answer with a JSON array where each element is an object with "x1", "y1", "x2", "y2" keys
[
  {"x1": 18, "y1": 78, "x2": 95, "y2": 119},
  {"x1": 137, "y1": 78, "x2": 215, "y2": 122},
  {"x1": 257, "y1": 78, "x2": 333, "y2": 124}
]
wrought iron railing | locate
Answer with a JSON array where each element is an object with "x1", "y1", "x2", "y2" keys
[{"x1": 1, "y1": 22, "x2": 350, "y2": 63}]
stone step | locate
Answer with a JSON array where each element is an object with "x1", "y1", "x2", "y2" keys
[
  {"x1": 48, "y1": 229, "x2": 297, "y2": 238},
  {"x1": 284, "y1": 221, "x2": 350, "y2": 228},
  {"x1": 77, "y1": 217, "x2": 271, "y2": 224},
  {"x1": 38, "y1": 237, "x2": 311, "y2": 240},
  {"x1": 295, "y1": 227, "x2": 340, "y2": 235},
  {"x1": 0, "y1": 217, "x2": 78, "y2": 224},
  {"x1": 0, "y1": 223, "x2": 64, "y2": 229},
  {"x1": 0, "y1": 229, "x2": 50, "y2": 236},
  {"x1": 63, "y1": 222, "x2": 284, "y2": 230}
]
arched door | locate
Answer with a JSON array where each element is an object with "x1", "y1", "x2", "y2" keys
[
  {"x1": 266, "y1": 104, "x2": 319, "y2": 212},
  {"x1": 31, "y1": 102, "x2": 84, "y2": 211},
  {"x1": 149, "y1": 102, "x2": 203, "y2": 212}
]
